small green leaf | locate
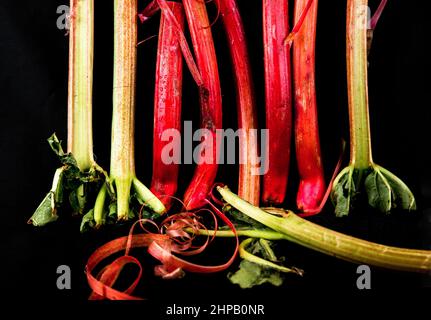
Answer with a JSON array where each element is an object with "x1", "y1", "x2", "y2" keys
[
  {"x1": 80, "y1": 209, "x2": 95, "y2": 233},
  {"x1": 228, "y1": 260, "x2": 284, "y2": 289},
  {"x1": 59, "y1": 153, "x2": 79, "y2": 168},
  {"x1": 365, "y1": 168, "x2": 392, "y2": 213},
  {"x1": 47, "y1": 133, "x2": 65, "y2": 157},
  {"x1": 52, "y1": 167, "x2": 65, "y2": 205},
  {"x1": 29, "y1": 192, "x2": 58, "y2": 226},
  {"x1": 227, "y1": 239, "x2": 295, "y2": 289},
  {"x1": 332, "y1": 167, "x2": 356, "y2": 217},
  {"x1": 377, "y1": 165, "x2": 417, "y2": 212},
  {"x1": 128, "y1": 207, "x2": 137, "y2": 220}
]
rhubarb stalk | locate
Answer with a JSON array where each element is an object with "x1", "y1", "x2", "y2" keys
[
  {"x1": 218, "y1": 0, "x2": 260, "y2": 206},
  {"x1": 182, "y1": 0, "x2": 222, "y2": 210},
  {"x1": 218, "y1": 186, "x2": 430, "y2": 273},
  {"x1": 293, "y1": 0, "x2": 325, "y2": 212},
  {"x1": 30, "y1": 0, "x2": 109, "y2": 226},
  {"x1": 262, "y1": 0, "x2": 292, "y2": 206},
  {"x1": 93, "y1": 0, "x2": 166, "y2": 225},
  {"x1": 150, "y1": 2, "x2": 184, "y2": 210},
  {"x1": 331, "y1": 0, "x2": 415, "y2": 216}
]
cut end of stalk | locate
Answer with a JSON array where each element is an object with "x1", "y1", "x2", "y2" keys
[
  {"x1": 133, "y1": 178, "x2": 167, "y2": 215},
  {"x1": 296, "y1": 177, "x2": 326, "y2": 212},
  {"x1": 114, "y1": 177, "x2": 133, "y2": 221},
  {"x1": 184, "y1": 185, "x2": 211, "y2": 211}
]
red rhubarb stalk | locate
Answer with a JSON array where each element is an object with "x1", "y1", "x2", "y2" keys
[
  {"x1": 262, "y1": 0, "x2": 292, "y2": 206},
  {"x1": 218, "y1": 0, "x2": 260, "y2": 206},
  {"x1": 150, "y1": 2, "x2": 184, "y2": 210},
  {"x1": 293, "y1": 0, "x2": 325, "y2": 211},
  {"x1": 138, "y1": 0, "x2": 160, "y2": 23},
  {"x1": 367, "y1": 0, "x2": 389, "y2": 54},
  {"x1": 369, "y1": 0, "x2": 388, "y2": 29},
  {"x1": 182, "y1": 0, "x2": 223, "y2": 210}
]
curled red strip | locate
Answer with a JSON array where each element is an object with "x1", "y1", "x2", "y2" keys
[{"x1": 85, "y1": 200, "x2": 238, "y2": 300}]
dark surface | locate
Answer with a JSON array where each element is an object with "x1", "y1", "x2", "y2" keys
[{"x1": 0, "y1": 0, "x2": 431, "y2": 309}]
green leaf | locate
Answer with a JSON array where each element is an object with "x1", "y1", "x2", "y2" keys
[
  {"x1": 80, "y1": 209, "x2": 95, "y2": 233},
  {"x1": 227, "y1": 239, "x2": 289, "y2": 289},
  {"x1": 52, "y1": 168, "x2": 65, "y2": 205},
  {"x1": 47, "y1": 133, "x2": 65, "y2": 157},
  {"x1": 228, "y1": 260, "x2": 284, "y2": 289},
  {"x1": 48, "y1": 134, "x2": 80, "y2": 168},
  {"x1": 365, "y1": 168, "x2": 392, "y2": 213},
  {"x1": 332, "y1": 167, "x2": 356, "y2": 217},
  {"x1": 128, "y1": 207, "x2": 137, "y2": 220},
  {"x1": 29, "y1": 192, "x2": 58, "y2": 226},
  {"x1": 376, "y1": 165, "x2": 417, "y2": 212},
  {"x1": 69, "y1": 185, "x2": 87, "y2": 215},
  {"x1": 59, "y1": 153, "x2": 79, "y2": 168}
]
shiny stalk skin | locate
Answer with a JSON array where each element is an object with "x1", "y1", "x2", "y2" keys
[
  {"x1": 219, "y1": 0, "x2": 260, "y2": 206},
  {"x1": 293, "y1": 0, "x2": 325, "y2": 211},
  {"x1": 182, "y1": 0, "x2": 223, "y2": 210},
  {"x1": 262, "y1": 0, "x2": 292, "y2": 206},
  {"x1": 150, "y1": 2, "x2": 184, "y2": 210},
  {"x1": 219, "y1": 186, "x2": 431, "y2": 274},
  {"x1": 347, "y1": 0, "x2": 373, "y2": 169}
]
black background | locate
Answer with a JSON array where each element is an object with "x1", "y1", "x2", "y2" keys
[{"x1": 1, "y1": 0, "x2": 431, "y2": 309}]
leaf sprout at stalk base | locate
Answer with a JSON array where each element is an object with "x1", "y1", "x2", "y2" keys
[{"x1": 331, "y1": 164, "x2": 416, "y2": 217}]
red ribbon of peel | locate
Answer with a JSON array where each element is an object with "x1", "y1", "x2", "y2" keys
[
  {"x1": 86, "y1": 198, "x2": 238, "y2": 300},
  {"x1": 209, "y1": 183, "x2": 226, "y2": 207}
]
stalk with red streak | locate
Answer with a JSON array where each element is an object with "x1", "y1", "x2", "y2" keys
[
  {"x1": 219, "y1": 0, "x2": 260, "y2": 206},
  {"x1": 150, "y1": 2, "x2": 184, "y2": 210},
  {"x1": 182, "y1": 0, "x2": 222, "y2": 210},
  {"x1": 293, "y1": 0, "x2": 325, "y2": 211},
  {"x1": 262, "y1": 0, "x2": 292, "y2": 206}
]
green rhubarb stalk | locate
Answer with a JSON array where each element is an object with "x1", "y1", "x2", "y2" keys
[
  {"x1": 93, "y1": 0, "x2": 165, "y2": 224},
  {"x1": 30, "y1": 0, "x2": 109, "y2": 226},
  {"x1": 238, "y1": 238, "x2": 302, "y2": 275},
  {"x1": 67, "y1": 0, "x2": 95, "y2": 171},
  {"x1": 331, "y1": 0, "x2": 416, "y2": 217},
  {"x1": 189, "y1": 228, "x2": 288, "y2": 241},
  {"x1": 218, "y1": 186, "x2": 431, "y2": 273},
  {"x1": 227, "y1": 237, "x2": 303, "y2": 288}
]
